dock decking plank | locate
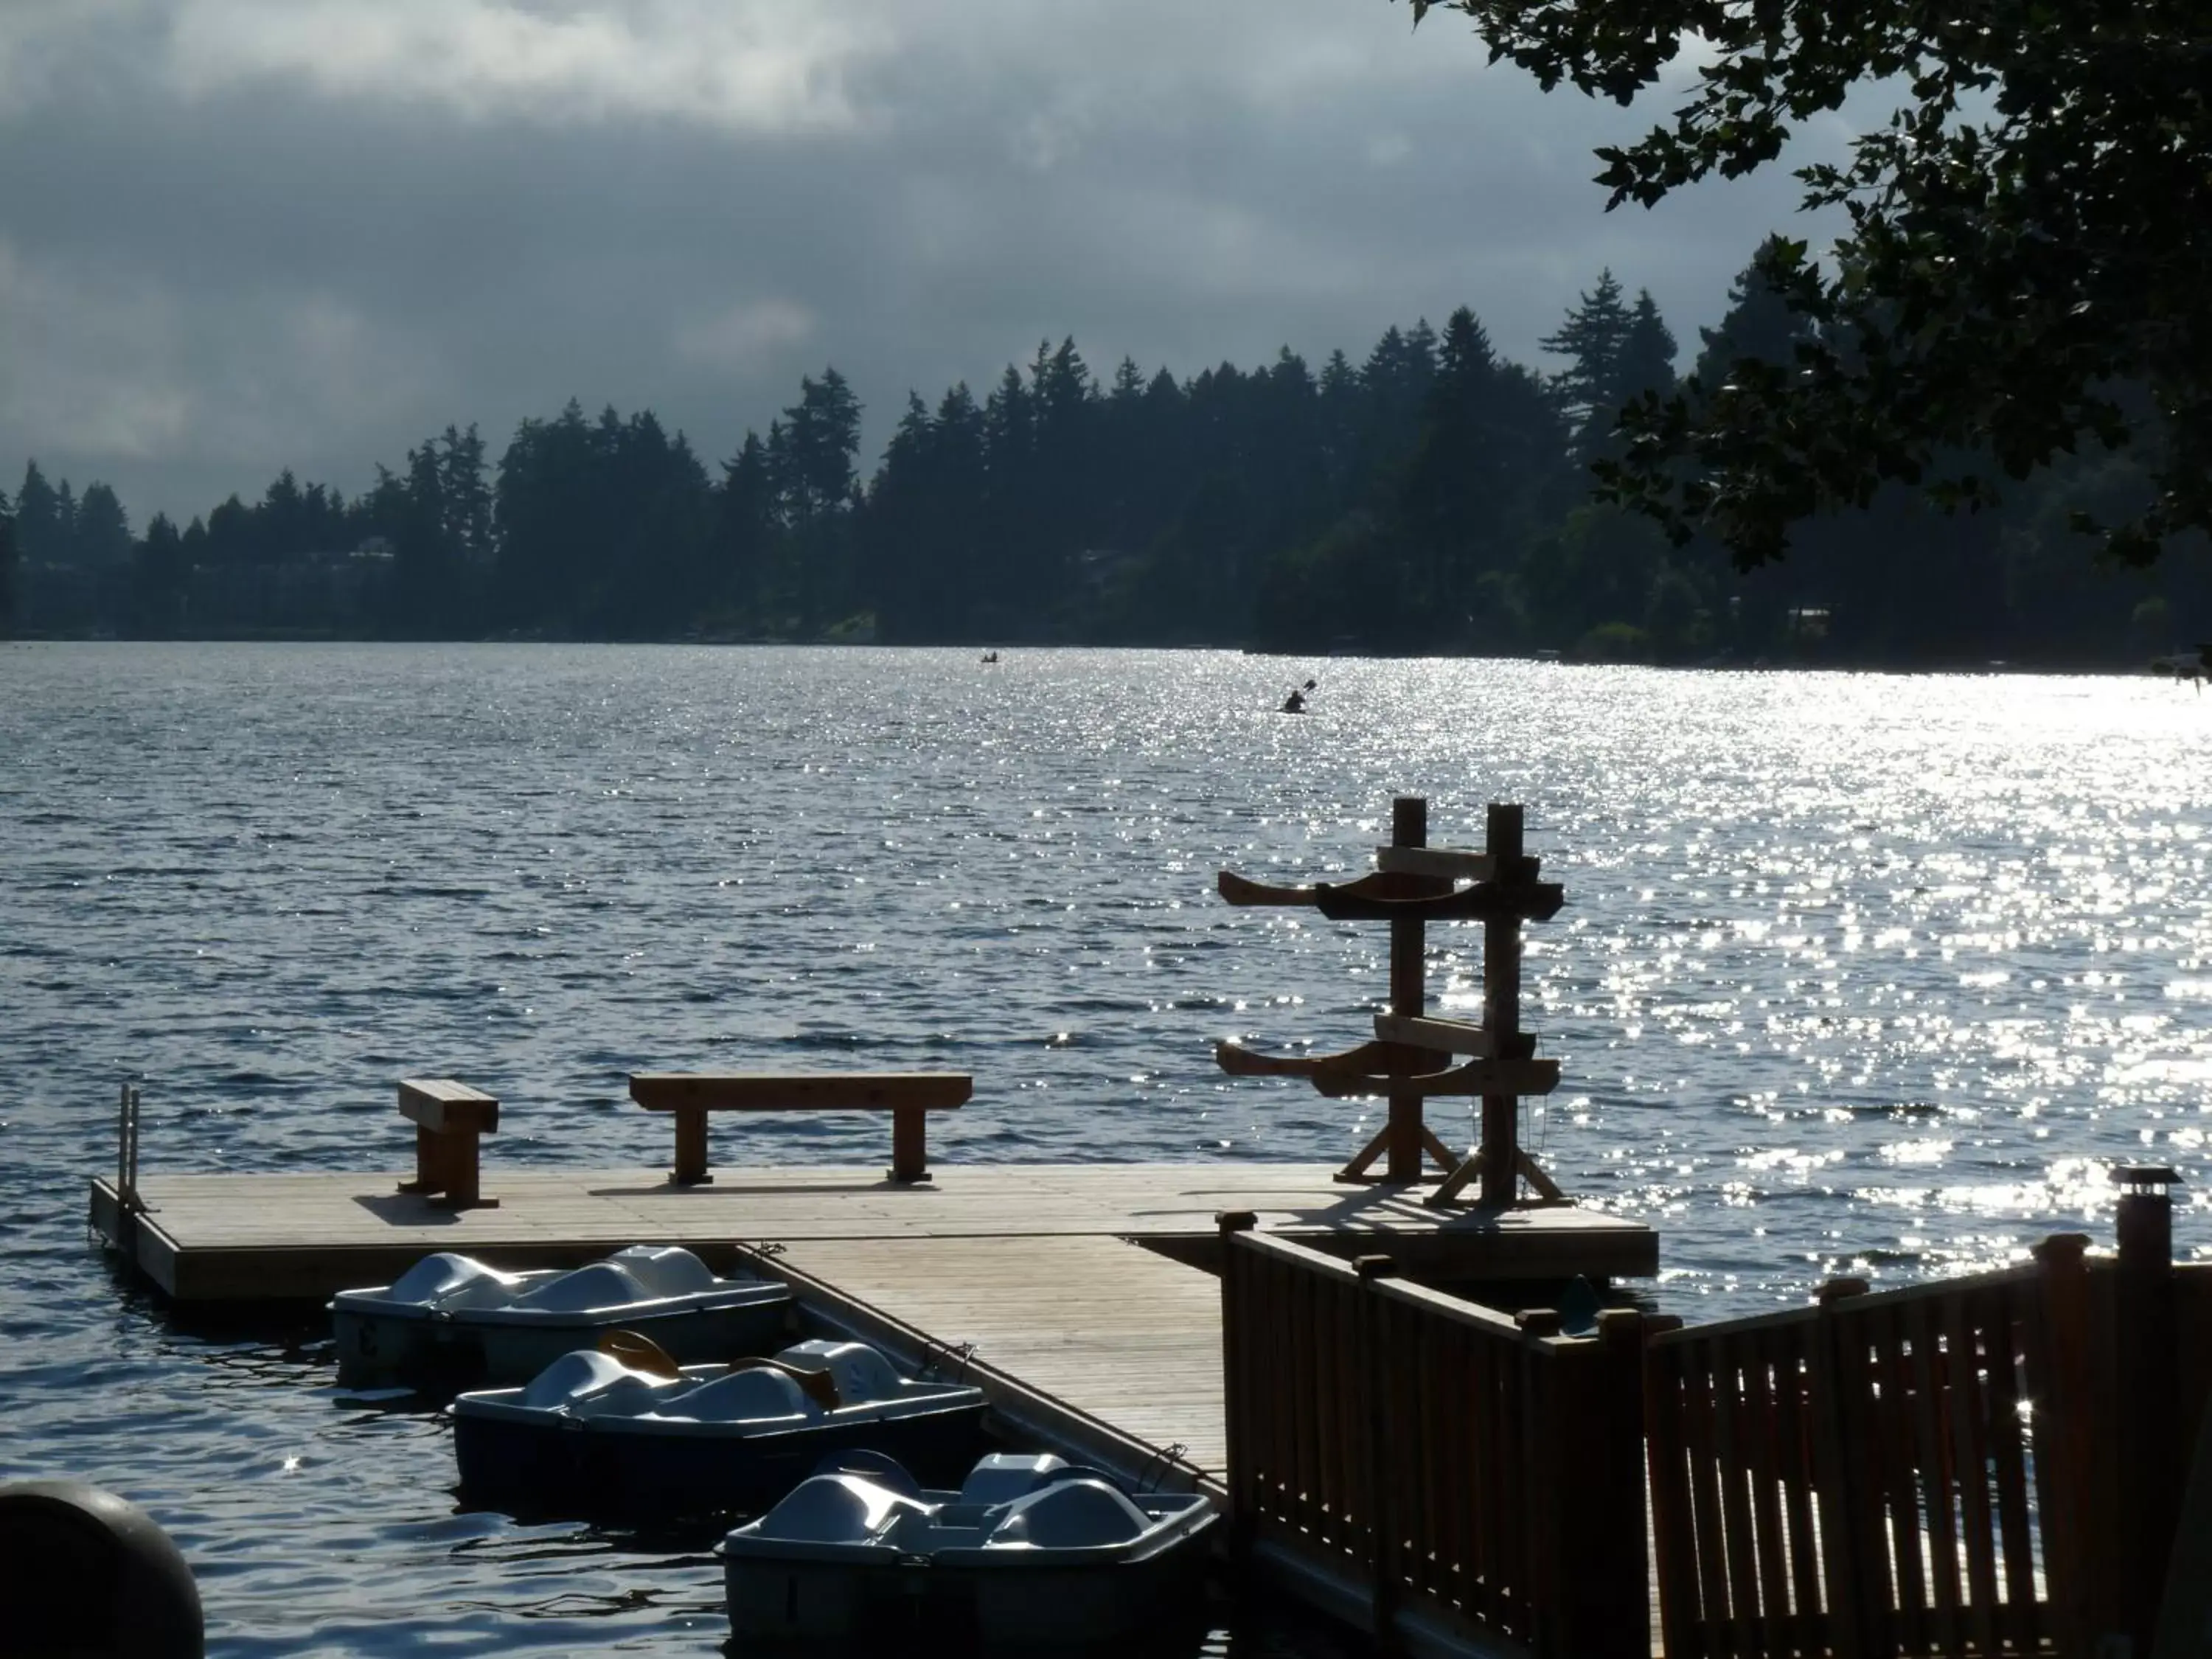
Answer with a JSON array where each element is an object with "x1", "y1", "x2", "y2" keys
[{"x1": 765, "y1": 1235, "x2": 1229, "y2": 1489}]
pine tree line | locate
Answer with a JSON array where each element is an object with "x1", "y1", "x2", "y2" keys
[{"x1": 4, "y1": 246, "x2": 2205, "y2": 663}]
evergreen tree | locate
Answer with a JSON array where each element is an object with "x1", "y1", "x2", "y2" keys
[
  {"x1": 1539, "y1": 269, "x2": 1633, "y2": 452},
  {"x1": 205, "y1": 495, "x2": 252, "y2": 565},
  {"x1": 260, "y1": 470, "x2": 305, "y2": 561},
  {"x1": 493, "y1": 397, "x2": 599, "y2": 632},
  {"x1": 74, "y1": 482, "x2": 133, "y2": 566},
  {"x1": 15, "y1": 463, "x2": 60, "y2": 563},
  {"x1": 717, "y1": 430, "x2": 778, "y2": 623},
  {"x1": 131, "y1": 512, "x2": 187, "y2": 635},
  {"x1": 0, "y1": 484, "x2": 14, "y2": 629},
  {"x1": 771, "y1": 369, "x2": 863, "y2": 629},
  {"x1": 1315, "y1": 349, "x2": 1363, "y2": 510},
  {"x1": 779, "y1": 369, "x2": 863, "y2": 524},
  {"x1": 1396, "y1": 305, "x2": 1574, "y2": 641},
  {"x1": 49, "y1": 481, "x2": 79, "y2": 563},
  {"x1": 1617, "y1": 291, "x2": 1678, "y2": 404},
  {"x1": 1357, "y1": 324, "x2": 1440, "y2": 495},
  {"x1": 1694, "y1": 239, "x2": 1819, "y2": 391},
  {"x1": 863, "y1": 393, "x2": 944, "y2": 641},
  {"x1": 438, "y1": 425, "x2": 493, "y2": 566}
]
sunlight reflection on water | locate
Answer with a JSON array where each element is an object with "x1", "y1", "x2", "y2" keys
[{"x1": 2, "y1": 644, "x2": 2209, "y2": 1653}]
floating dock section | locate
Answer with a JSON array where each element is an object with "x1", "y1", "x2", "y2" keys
[{"x1": 90, "y1": 1161, "x2": 1656, "y2": 1498}]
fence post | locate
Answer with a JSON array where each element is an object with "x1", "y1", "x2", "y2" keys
[
  {"x1": 1218, "y1": 1210, "x2": 1259, "y2": 1566},
  {"x1": 1590, "y1": 1309, "x2": 1654, "y2": 1659},
  {"x1": 1356, "y1": 1253, "x2": 1402, "y2": 1652},
  {"x1": 1640, "y1": 1314, "x2": 1694, "y2": 1659},
  {"x1": 1385, "y1": 796, "x2": 1427, "y2": 1182},
  {"x1": 1513, "y1": 1307, "x2": 1652, "y2": 1659},
  {"x1": 2033, "y1": 1232, "x2": 2102, "y2": 1659},
  {"x1": 1812, "y1": 1276, "x2": 1873, "y2": 1659},
  {"x1": 1515, "y1": 1308, "x2": 1566, "y2": 1657},
  {"x1": 2116, "y1": 1167, "x2": 2181, "y2": 1659}
]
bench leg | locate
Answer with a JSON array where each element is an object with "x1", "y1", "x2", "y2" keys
[
  {"x1": 428, "y1": 1129, "x2": 498, "y2": 1210},
  {"x1": 672, "y1": 1105, "x2": 712, "y2": 1186},
  {"x1": 890, "y1": 1107, "x2": 928, "y2": 1184},
  {"x1": 398, "y1": 1123, "x2": 448, "y2": 1197}
]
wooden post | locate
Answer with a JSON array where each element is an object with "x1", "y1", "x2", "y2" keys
[
  {"x1": 1586, "y1": 1310, "x2": 1654, "y2": 1659},
  {"x1": 1641, "y1": 1315, "x2": 1696, "y2": 1659},
  {"x1": 1218, "y1": 1211, "x2": 1259, "y2": 1564},
  {"x1": 1356, "y1": 1253, "x2": 1402, "y2": 1651},
  {"x1": 2152, "y1": 1392, "x2": 2212, "y2": 1659},
  {"x1": 1480, "y1": 804, "x2": 1523, "y2": 1208},
  {"x1": 1812, "y1": 1276, "x2": 1872, "y2": 1659},
  {"x1": 1386, "y1": 796, "x2": 1427, "y2": 1183},
  {"x1": 672, "y1": 1104, "x2": 710, "y2": 1186},
  {"x1": 2033, "y1": 1232, "x2": 2104, "y2": 1659},
  {"x1": 1520, "y1": 1307, "x2": 1650, "y2": 1659},
  {"x1": 2117, "y1": 1166, "x2": 2181, "y2": 1658},
  {"x1": 439, "y1": 1126, "x2": 481, "y2": 1209},
  {"x1": 889, "y1": 1105, "x2": 928, "y2": 1183}
]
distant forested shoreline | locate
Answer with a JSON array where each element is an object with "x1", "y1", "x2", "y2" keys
[{"x1": 3, "y1": 246, "x2": 2205, "y2": 667}]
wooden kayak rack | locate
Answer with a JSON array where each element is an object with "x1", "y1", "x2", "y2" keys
[{"x1": 1215, "y1": 797, "x2": 1566, "y2": 1208}]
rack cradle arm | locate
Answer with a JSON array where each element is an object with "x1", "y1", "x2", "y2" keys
[
  {"x1": 1310, "y1": 878, "x2": 1564, "y2": 925},
  {"x1": 1310, "y1": 1057, "x2": 1563, "y2": 1099},
  {"x1": 1215, "y1": 1038, "x2": 1456, "y2": 1080},
  {"x1": 1217, "y1": 869, "x2": 1450, "y2": 908}
]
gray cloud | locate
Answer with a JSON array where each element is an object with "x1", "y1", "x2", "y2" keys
[{"x1": 0, "y1": 0, "x2": 1852, "y2": 528}]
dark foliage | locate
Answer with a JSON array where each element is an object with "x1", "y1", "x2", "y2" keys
[
  {"x1": 1402, "y1": 0, "x2": 2212, "y2": 571},
  {"x1": 6, "y1": 251, "x2": 2207, "y2": 662}
]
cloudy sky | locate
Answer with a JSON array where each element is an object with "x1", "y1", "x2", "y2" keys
[{"x1": 0, "y1": 0, "x2": 1850, "y2": 529}]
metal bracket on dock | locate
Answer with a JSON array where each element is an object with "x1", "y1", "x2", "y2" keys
[
  {"x1": 1133, "y1": 1440, "x2": 1192, "y2": 1492},
  {"x1": 917, "y1": 1336, "x2": 978, "y2": 1383}
]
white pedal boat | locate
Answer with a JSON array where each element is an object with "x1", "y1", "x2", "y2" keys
[
  {"x1": 720, "y1": 1450, "x2": 1217, "y2": 1645},
  {"x1": 451, "y1": 1336, "x2": 989, "y2": 1520},
  {"x1": 329, "y1": 1245, "x2": 790, "y2": 1387}
]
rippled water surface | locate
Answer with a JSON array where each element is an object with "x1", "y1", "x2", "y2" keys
[{"x1": 4, "y1": 643, "x2": 2211, "y2": 1654}]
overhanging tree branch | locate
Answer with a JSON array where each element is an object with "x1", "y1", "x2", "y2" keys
[{"x1": 1401, "y1": 0, "x2": 2212, "y2": 567}]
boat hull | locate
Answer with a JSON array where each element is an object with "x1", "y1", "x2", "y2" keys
[
  {"x1": 722, "y1": 1526, "x2": 1214, "y2": 1645},
  {"x1": 453, "y1": 1402, "x2": 990, "y2": 1520},
  {"x1": 333, "y1": 1298, "x2": 790, "y2": 1389}
]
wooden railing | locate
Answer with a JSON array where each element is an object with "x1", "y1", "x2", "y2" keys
[
  {"x1": 1647, "y1": 1230, "x2": 2211, "y2": 1659},
  {"x1": 1646, "y1": 1251, "x2": 2075, "y2": 1659},
  {"x1": 1218, "y1": 1216, "x2": 1649, "y2": 1658},
  {"x1": 1223, "y1": 1192, "x2": 2212, "y2": 1659}
]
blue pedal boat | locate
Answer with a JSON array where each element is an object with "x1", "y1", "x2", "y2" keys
[
  {"x1": 330, "y1": 1245, "x2": 791, "y2": 1388},
  {"x1": 719, "y1": 1450, "x2": 1217, "y2": 1646},
  {"x1": 450, "y1": 1337, "x2": 989, "y2": 1520}
]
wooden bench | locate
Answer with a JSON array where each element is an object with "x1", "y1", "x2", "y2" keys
[
  {"x1": 394, "y1": 1078, "x2": 499, "y2": 1210},
  {"x1": 627, "y1": 1073, "x2": 973, "y2": 1186}
]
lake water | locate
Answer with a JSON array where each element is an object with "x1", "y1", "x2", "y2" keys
[{"x1": 3, "y1": 643, "x2": 2209, "y2": 1655}]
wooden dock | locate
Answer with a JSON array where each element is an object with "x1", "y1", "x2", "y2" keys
[
  {"x1": 88, "y1": 1161, "x2": 1655, "y2": 1302},
  {"x1": 89, "y1": 1161, "x2": 1655, "y2": 1499}
]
